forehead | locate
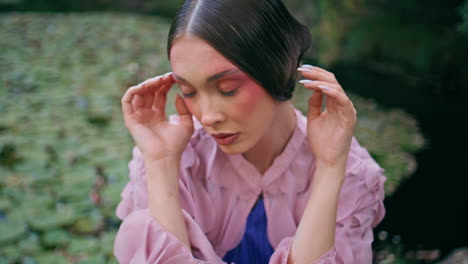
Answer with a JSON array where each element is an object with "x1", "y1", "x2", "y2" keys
[{"x1": 169, "y1": 35, "x2": 237, "y2": 77}]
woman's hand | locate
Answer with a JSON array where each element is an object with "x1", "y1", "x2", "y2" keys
[
  {"x1": 298, "y1": 65, "x2": 357, "y2": 172},
  {"x1": 121, "y1": 72, "x2": 194, "y2": 161}
]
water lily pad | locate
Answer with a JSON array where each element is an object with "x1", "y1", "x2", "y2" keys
[
  {"x1": 42, "y1": 229, "x2": 71, "y2": 248},
  {"x1": 0, "y1": 199, "x2": 12, "y2": 212},
  {"x1": 34, "y1": 253, "x2": 69, "y2": 264},
  {"x1": 27, "y1": 205, "x2": 79, "y2": 231},
  {"x1": 57, "y1": 182, "x2": 92, "y2": 203},
  {"x1": 100, "y1": 184, "x2": 125, "y2": 209},
  {"x1": 18, "y1": 233, "x2": 41, "y2": 255},
  {"x1": 71, "y1": 209, "x2": 104, "y2": 235},
  {"x1": 68, "y1": 237, "x2": 99, "y2": 254},
  {"x1": 0, "y1": 143, "x2": 22, "y2": 168},
  {"x1": 0, "y1": 219, "x2": 27, "y2": 245},
  {"x1": 6, "y1": 209, "x2": 26, "y2": 223},
  {"x1": 0, "y1": 245, "x2": 21, "y2": 262},
  {"x1": 99, "y1": 231, "x2": 117, "y2": 257},
  {"x1": 68, "y1": 199, "x2": 95, "y2": 214},
  {"x1": 20, "y1": 192, "x2": 55, "y2": 209},
  {"x1": 2, "y1": 186, "x2": 23, "y2": 203},
  {"x1": 107, "y1": 257, "x2": 119, "y2": 264},
  {"x1": 28, "y1": 173, "x2": 58, "y2": 189},
  {"x1": 19, "y1": 256, "x2": 37, "y2": 264},
  {"x1": 76, "y1": 253, "x2": 106, "y2": 264}
]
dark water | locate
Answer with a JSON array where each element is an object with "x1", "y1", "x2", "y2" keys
[{"x1": 331, "y1": 62, "x2": 468, "y2": 259}]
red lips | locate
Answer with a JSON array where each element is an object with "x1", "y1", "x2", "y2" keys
[{"x1": 211, "y1": 133, "x2": 240, "y2": 145}]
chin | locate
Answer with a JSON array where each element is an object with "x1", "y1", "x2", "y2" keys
[{"x1": 217, "y1": 140, "x2": 251, "y2": 155}]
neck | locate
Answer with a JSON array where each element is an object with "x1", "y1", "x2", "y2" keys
[{"x1": 243, "y1": 102, "x2": 297, "y2": 175}]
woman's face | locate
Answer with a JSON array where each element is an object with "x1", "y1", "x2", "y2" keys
[{"x1": 169, "y1": 35, "x2": 280, "y2": 155}]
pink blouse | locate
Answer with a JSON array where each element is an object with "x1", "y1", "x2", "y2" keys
[{"x1": 114, "y1": 108, "x2": 387, "y2": 264}]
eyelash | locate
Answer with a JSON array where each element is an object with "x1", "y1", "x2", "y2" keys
[
  {"x1": 219, "y1": 89, "x2": 237, "y2": 96},
  {"x1": 182, "y1": 89, "x2": 238, "y2": 98},
  {"x1": 182, "y1": 92, "x2": 196, "y2": 98}
]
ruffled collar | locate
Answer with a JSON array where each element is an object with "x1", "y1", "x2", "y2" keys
[{"x1": 204, "y1": 107, "x2": 310, "y2": 197}]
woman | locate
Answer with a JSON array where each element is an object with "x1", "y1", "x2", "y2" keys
[{"x1": 114, "y1": 0, "x2": 386, "y2": 263}]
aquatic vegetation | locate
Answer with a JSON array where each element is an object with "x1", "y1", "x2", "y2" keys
[{"x1": 0, "y1": 13, "x2": 425, "y2": 263}]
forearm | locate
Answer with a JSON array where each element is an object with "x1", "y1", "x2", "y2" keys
[
  {"x1": 288, "y1": 162, "x2": 346, "y2": 264},
  {"x1": 144, "y1": 156, "x2": 192, "y2": 253}
]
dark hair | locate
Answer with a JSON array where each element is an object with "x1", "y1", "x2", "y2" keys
[{"x1": 167, "y1": 0, "x2": 311, "y2": 101}]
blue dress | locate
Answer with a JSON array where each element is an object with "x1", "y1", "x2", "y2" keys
[{"x1": 222, "y1": 195, "x2": 275, "y2": 264}]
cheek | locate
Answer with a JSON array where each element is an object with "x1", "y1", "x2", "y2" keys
[
  {"x1": 232, "y1": 85, "x2": 265, "y2": 117},
  {"x1": 183, "y1": 99, "x2": 197, "y2": 116}
]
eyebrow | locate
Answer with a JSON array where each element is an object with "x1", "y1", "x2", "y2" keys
[{"x1": 173, "y1": 69, "x2": 240, "y2": 85}]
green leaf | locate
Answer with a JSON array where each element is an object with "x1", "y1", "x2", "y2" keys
[
  {"x1": 0, "y1": 198, "x2": 12, "y2": 212},
  {"x1": 41, "y1": 229, "x2": 71, "y2": 248},
  {"x1": 68, "y1": 237, "x2": 99, "y2": 254},
  {"x1": 76, "y1": 254, "x2": 106, "y2": 264},
  {"x1": 27, "y1": 205, "x2": 79, "y2": 231},
  {"x1": 18, "y1": 233, "x2": 41, "y2": 255},
  {"x1": 71, "y1": 209, "x2": 104, "y2": 235},
  {"x1": 34, "y1": 253, "x2": 69, "y2": 264},
  {"x1": 0, "y1": 220, "x2": 27, "y2": 245},
  {"x1": 99, "y1": 231, "x2": 117, "y2": 257}
]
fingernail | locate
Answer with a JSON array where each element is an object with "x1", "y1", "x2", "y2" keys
[
  {"x1": 299, "y1": 79, "x2": 314, "y2": 84},
  {"x1": 301, "y1": 64, "x2": 314, "y2": 69},
  {"x1": 318, "y1": 85, "x2": 331, "y2": 90},
  {"x1": 163, "y1": 72, "x2": 172, "y2": 77},
  {"x1": 297, "y1": 67, "x2": 312, "y2": 72}
]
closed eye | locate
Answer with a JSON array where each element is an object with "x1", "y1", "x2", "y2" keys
[
  {"x1": 177, "y1": 84, "x2": 196, "y2": 98},
  {"x1": 219, "y1": 89, "x2": 237, "y2": 96},
  {"x1": 217, "y1": 79, "x2": 241, "y2": 97},
  {"x1": 182, "y1": 91, "x2": 197, "y2": 98}
]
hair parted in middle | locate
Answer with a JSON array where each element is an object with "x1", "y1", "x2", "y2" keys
[{"x1": 167, "y1": 0, "x2": 311, "y2": 101}]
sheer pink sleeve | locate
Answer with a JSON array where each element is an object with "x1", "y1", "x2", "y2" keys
[
  {"x1": 113, "y1": 145, "x2": 225, "y2": 264},
  {"x1": 269, "y1": 144, "x2": 386, "y2": 264}
]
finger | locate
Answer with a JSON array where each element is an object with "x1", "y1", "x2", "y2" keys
[
  {"x1": 132, "y1": 94, "x2": 145, "y2": 110},
  {"x1": 154, "y1": 73, "x2": 175, "y2": 97},
  {"x1": 297, "y1": 67, "x2": 337, "y2": 84},
  {"x1": 152, "y1": 90, "x2": 167, "y2": 122},
  {"x1": 158, "y1": 72, "x2": 175, "y2": 89},
  {"x1": 300, "y1": 79, "x2": 347, "y2": 96},
  {"x1": 175, "y1": 94, "x2": 194, "y2": 126},
  {"x1": 299, "y1": 80, "x2": 341, "y2": 93},
  {"x1": 121, "y1": 85, "x2": 141, "y2": 102},
  {"x1": 121, "y1": 87, "x2": 139, "y2": 115},
  {"x1": 175, "y1": 93, "x2": 190, "y2": 116},
  {"x1": 139, "y1": 72, "x2": 174, "y2": 95},
  {"x1": 299, "y1": 64, "x2": 334, "y2": 76},
  {"x1": 144, "y1": 92, "x2": 154, "y2": 108},
  {"x1": 161, "y1": 72, "x2": 174, "y2": 83},
  {"x1": 139, "y1": 75, "x2": 164, "y2": 93},
  {"x1": 122, "y1": 100, "x2": 134, "y2": 116},
  {"x1": 301, "y1": 66, "x2": 347, "y2": 95},
  {"x1": 159, "y1": 84, "x2": 172, "y2": 95},
  {"x1": 122, "y1": 85, "x2": 145, "y2": 115},
  {"x1": 122, "y1": 73, "x2": 173, "y2": 115},
  {"x1": 316, "y1": 85, "x2": 349, "y2": 106},
  {"x1": 308, "y1": 90, "x2": 324, "y2": 120}
]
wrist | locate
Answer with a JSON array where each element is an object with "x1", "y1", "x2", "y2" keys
[
  {"x1": 143, "y1": 154, "x2": 181, "y2": 165},
  {"x1": 316, "y1": 159, "x2": 346, "y2": 170},
  {"x1": 313, "y1": 161, "x2": 347, "y2": 187},
  {"x1": 144, "y1": 155, "x2": 181, "y2": 186},
  {"x1": 315, "y1": 155, "x2": 348, "y2": 169}
]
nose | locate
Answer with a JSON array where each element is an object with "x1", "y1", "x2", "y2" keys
[{"x1": 200, "y1": 99, "x2": 225, "y2": 127}]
